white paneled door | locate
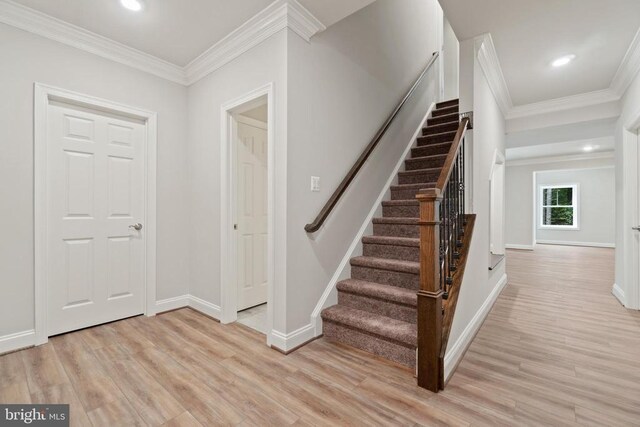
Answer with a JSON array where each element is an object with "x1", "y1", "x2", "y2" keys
[
  {"x1": 236, "y1": 120, "x2": 268, "y2": 311},
  {"x1": 47, "y1": 102, "x2": 145, "y2": 336}
]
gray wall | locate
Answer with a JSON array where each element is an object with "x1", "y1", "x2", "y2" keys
[
  {"x1": 285, "y1": 0, "x2": 443, "y2": 332},
  {"x1": 0, "y1": 23, "x2": 190, "y2": 337},
  {"x1": 536, "y1": 168, "x2": 615, "y2": 245},
  {"x1": 505, "y1": 157, "x2": 615, "y2": 248}
]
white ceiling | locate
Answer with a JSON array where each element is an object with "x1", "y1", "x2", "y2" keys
[
  {"x1": 505, "y1": 117, "x2": 616, "y2": 160},
  {"x1": 439, "y1": 0, "x2": 640, "y2": 106},
  {"x1": 10, "y1": 0, "x2": 375, "y2": 66}
]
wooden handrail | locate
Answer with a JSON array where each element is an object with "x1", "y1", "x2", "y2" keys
[
  {"x1": 435, "y1": 117, "x2": 469, "y2": 190},
  {"x1": 304, "y1": 52, "x2": 440, "y2": 233}
]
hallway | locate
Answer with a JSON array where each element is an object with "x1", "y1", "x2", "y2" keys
[
  {"x1": 450, "y1": 245, "x2": 639, "y2": 425},
  {"x1": 0, "y1": 245, "x2": 638, "y2": 425}
]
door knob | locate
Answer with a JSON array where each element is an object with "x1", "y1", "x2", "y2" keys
[
  {"x1": 633, "y1": 226, "x2": 640, "y2": 231},
  {"x1": 129, "y1": 223, "x2": 143, "y2": 231}
]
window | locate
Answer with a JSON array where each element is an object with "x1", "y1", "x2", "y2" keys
[{"x1": 539, "y1": 184, "x2": 578, "y2": 229}]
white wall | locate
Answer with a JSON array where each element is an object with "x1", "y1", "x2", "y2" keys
[
  {"x1": 285, "y1": 0, "x2": 444, "y2": 332},
  {"x1": 614, "y1": 67, "x2": 640, "y2": 309},
  {"x1": 535, "y1": 168, "x2": 615, "y2": 246},
  {"x1": 442, "y1": 17, "x2": 459, "y2": 101},
  {"x1": 186, "y1": 30, "x2": 288, "y2": 331},
  {"x1": 505, "y1": 157, "x2": 615, "y2": 248},
  {"x1": 0, "y1": 23, "x2": 190, "y2": 337},
  {"x1": 445, "y1": 36, "x2": 506, "y2": 372}
]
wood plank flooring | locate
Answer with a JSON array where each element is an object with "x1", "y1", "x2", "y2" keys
[{"x1": 1, "y1": 244, "x2": 639, "y2": 426}]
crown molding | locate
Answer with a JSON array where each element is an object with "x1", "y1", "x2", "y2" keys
[
  {"x1": 0, "y1": 0, "x2": 187, "y2": 84},
  {"x1": 474, "y1": 27, "x2": 640, "y2": 121},
  {"x1": 611, "y1": 27, "x2": 640, "y2": 97},
  {"x1": 476, "y1": 33, "x2": 513, "y2": 116},
  {"x1": 506, "y1": 151, "x2": 614, "y2": 167},
  {"x1": 185, "y1": 0, "x2": 325, "y2": 85},
  {"x1": 0, "y1": 0, "x2": 325, "y2": 87}
]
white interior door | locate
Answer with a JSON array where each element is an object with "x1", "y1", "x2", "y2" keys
[
  {"x1": 236, "y1": 119, "x2": 268, "y2": 311},
  {"x1": 47, "y1": 102, "x2": 146, "y2": 336}
]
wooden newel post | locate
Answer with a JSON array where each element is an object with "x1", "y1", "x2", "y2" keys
[{"x1": 416, "y1": 187, "x2": 443, "y2": 392}]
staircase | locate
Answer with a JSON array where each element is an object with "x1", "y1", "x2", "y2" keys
[{"x1": 321, "y1": 99, "x2": 460, "y2": 370}]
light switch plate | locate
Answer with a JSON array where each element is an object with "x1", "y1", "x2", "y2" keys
[{"x1": 311, "y1": 176, "x2": 320, "y2": 192}]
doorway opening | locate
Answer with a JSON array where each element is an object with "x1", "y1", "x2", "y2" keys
[
  {"x1": 234, "y1": 100, "x2": 268, "y2": 334},
  {"x1": 220, "y1": 84, "x2": 274, "y2": 344},
  {"x1": 489, "y1": 149, "x2": 505, "y2": 270}
]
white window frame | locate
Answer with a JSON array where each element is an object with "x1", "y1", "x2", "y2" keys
[{"x1": 538, "y1": 184, "x2": 579, "y2": 230}]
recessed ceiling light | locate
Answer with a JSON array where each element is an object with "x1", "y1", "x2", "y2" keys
[
  {"x1": 583, "y1": 145, "x2": 599, "y2": 152},
  {"x1": 552, "y1": 55, "x2": 576, "y2": 68},
  {"x1": 121, "y1": 0, "x2": 143, "y2": 11}
]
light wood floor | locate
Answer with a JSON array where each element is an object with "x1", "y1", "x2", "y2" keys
[{"x1": 2, "y1": 244, "x2": 639, "y2": 426}]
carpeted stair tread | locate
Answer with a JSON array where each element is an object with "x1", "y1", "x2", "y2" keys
[
  {"x1": 398, "y1": 167, "x2": 441, "y2": 176},
  {"x1": 417, "y1": 131, "x2": 457, "y2": 146},
  {"x1": 362, "y1": 235, "x2": 419, "y2": 247},
  {"x1": 422, "y1": 121, "x2": 459, "y2": 135},
  {"x1": 321, "y1": 306, "x2": 417, "y2": 347},
  {"x1": 390, "y1": 183, "x2": 436, "y2": 191},
  {"x1": 436, "y1": 99, "x2": 459, "y2": 109},
  {"x1": 381, "y1": 200, "x2": 419, "y2": 207},
  {"x1": 337, "y1": 279, "x2": 418, "y2": 307},
  {"x1": 372, "y1": 217, "x2": 419, "y2": 225},
  {"x1": 350, "y1": 256, "x2": 419, "y2": 274},
  {"x1": 432, "y1": 105, "x2": 459, "y2": 118},
  {"x1": 428, "y1": 112, "x2": 460, "y2": 126}
]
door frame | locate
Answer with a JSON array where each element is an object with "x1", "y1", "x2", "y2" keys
[
  {"x1": 34, "y1": 83, "x2": 158, "y2": 345},
  {"x1": 220, "y1": 83, "x2": 274, "y2": 343},
  {"x1": 622, "y1": 109, "x2": 640, "y2": 310}
]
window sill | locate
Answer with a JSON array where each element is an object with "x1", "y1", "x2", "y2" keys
[{"x1": 538, "y1": 226, "x2": 579, "y2": 231}]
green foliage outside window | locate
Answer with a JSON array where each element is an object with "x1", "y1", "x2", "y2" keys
[{"x1": 541, "y1": 186, "x2": 575, "y2": 227}]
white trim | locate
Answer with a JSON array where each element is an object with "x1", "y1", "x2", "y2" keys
[
  {"x1": 0, "y1": 0, "x2": 325, "y2": 86},
  {"x1": 188, "y1": 295, "x2": 222, "y2": 320},
  {"x1": 0, "y1": 0, "x2": 186, "y2": 84},
  {"x1": 310, "y1": 104, "x2": 437, "y2": 335},
  {"x1": 34, "y1": 83, "x2": 157, "y2": 345},
  {"x1": 220, "y1": 83, "x2": 276, "y2": 348},
  {"x1": 505, "y1": 244, "x2": 535, "y2": 250},
  {"x1": 612, "y1": 283, "x2": 626, "y2": 306},
  {"x1": 476, "y1": 34, "x2": 512, "y2": 116},
  {"x1": 0, "y1": 330, "x2": 36, "y2": 355},
  {"x1": 506, "y1": 89, "x2": 620, "y2": 120},
  {"x1": 155, "y1": 295, "x2": 190, "y2": 314},
  {"x1": 506, "y1": 152, "x2": 614, "y2": 167},
  {"x1": 536, "y1": 240, "x2": 615, "y2": 248},
  {"x1": 444, "y1": 274, "x2": 508, "y2": 382},
  {"x1": 270, "y1": 324, "x2": 316, "y2": 353},
  {"x1": 611, "y1": 27, "x2": 640, "y2": 97},
  {"x1": 538, "y1": 183, "x2": 579, "y2": 230},
  {"x1": 185, "y1": 0, "x2": 324, "y2": 85}
]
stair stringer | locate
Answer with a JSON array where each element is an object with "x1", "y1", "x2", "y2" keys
[{"x1": 310, "y1": 102, "x2": 436, "y2": 335}]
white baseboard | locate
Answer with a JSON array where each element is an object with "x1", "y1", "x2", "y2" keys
[
  {"x1": 188, "y1": 295, "x2": 222, "y2": 320},
  {"x1": 444, "y1": 273, "x2": 508, "y2": 382},
  {"x1": 536, "y1": 240, "x2": 615, "y2": 248},
  {"x1": 612, "y1": 283, "x2": 626, "y2": 306},
  {"x1": 155, "y1": 294, "x2": 221, "y2": 320},
  {"x1": 505, "y1": 244, "x2": 534, "y2": 250},
  {"x1": 0, "y1": 329, "x2": 36, "y2": 355},
  {"x1": 155, "y1": 295, "x2": 190, "y2": 314},
  {"x1": 270, "y1": 323, "x2": 316, "y2": 353},
  {"x1": 310, "y1": 103, "x2": 436, "y2": 336}
]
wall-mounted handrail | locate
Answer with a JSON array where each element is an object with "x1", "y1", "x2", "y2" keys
[{"x1": 304, "y1": 51, "x2": 440, "y2": 233}]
